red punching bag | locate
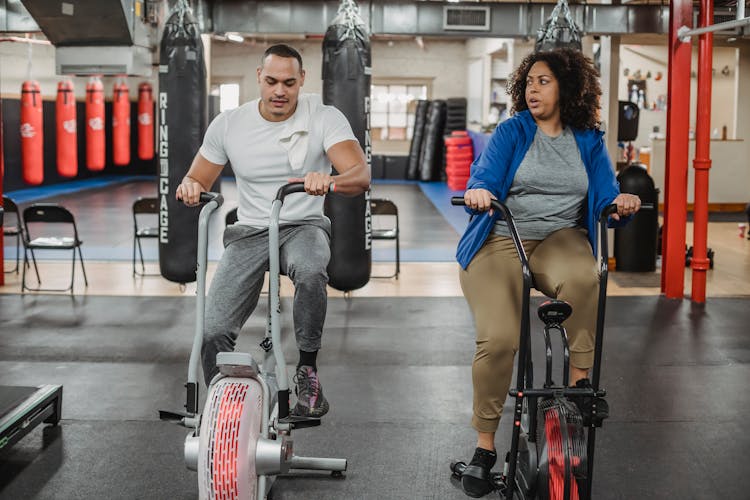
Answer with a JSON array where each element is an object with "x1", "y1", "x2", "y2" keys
[
  {"x1": 20, "y1": 81, "x2": 44, "y2": 185},
  {"x1": 137, "y1": 82, "x2": 154, "y2": 160},
  {"x1": 112, "y1": 79, "x2": 130, "y2": 166},
  {"x1": 85, "y1": 76, "x2": 105, "y2": 171},
  {"x1": 56, "y1": 79, "x2": 78, "y2": 177}
]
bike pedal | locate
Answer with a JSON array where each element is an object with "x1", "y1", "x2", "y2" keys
[
  {"x1": 450, "y1": 460, "x2": 467, "y2": 478},
  {"x1": 490, "y1": 473, "x2": 508, "y2": 495},
  {"x1": 279, "y1": 415, "x2": 321, "y2": 429},
  {"x1": 158, "y1": 409, "x2": 195, "y2": 424}
]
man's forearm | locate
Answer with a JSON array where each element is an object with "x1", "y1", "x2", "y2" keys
[
  {"x1": 182, "y1": 174, "x2": 207, "y2": 191},
  {"x1": 331, "y1": 162, "x2": 370, "y2": 195}
]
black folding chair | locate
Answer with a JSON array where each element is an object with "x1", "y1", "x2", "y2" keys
[
  {"x1": 132, "y1": 197, "x2": 160, "y2": 276},
  {"x1": 370, "y1": 198, "x2": 400, "y2": 279},
  {"x1": 225, "y1": 207, "x2": 238, "y2": 227},
  {"x1": 2, "y1": 196, "x2": 24, "y2": 274},
  {"x1": 22, "y1": 203, "x2": 88, "y2": 293}
]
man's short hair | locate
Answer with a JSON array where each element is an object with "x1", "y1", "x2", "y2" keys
[{"x1": 262, "y1": 44, "x2": 303, "y2": 71}]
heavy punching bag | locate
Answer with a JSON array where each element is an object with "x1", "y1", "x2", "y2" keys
[
  {"x1": 137, "y1": 82, "x2": 154, "y2": 160},
  {"x1": 56, "y1": 79, "x2": 77, "y2": 178},
  {"x1": 158, "y1": 1, "x2": 207, "y2": 283},
  {"x1": 112, "y1": 79, "x2": 130, "y2": 166},
  {"x1": 406, "y1": 99, "x2": 429, "y2": 180},
  {"x1": 419, "y1": 99, "x2": 447, "y2": 181},
  {"x1": 322, "y1": 0, "x2": 372, "y2": 291},
  {"x1": 20, "y1": 81, "x2": 43, "y2": 185},
  {"x1": 85, "y1": 76, "x2": 105, "y2": 171}
]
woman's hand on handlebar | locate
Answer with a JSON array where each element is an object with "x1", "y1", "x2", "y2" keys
[
  {"x1": 176, "y1": 176, "x2": 206, "y2": 207},
  {"x1": 289, "y1": 172, "x2": 334, "y2": 196},
  {"x1": 610, "y1": 193, "x2": 641, "y2": 221},
  {"x1": 464, "y1": 188, "x2": 496, "y2": 214}
]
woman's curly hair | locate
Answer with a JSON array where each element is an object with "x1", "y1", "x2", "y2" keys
[{"x1": 507, "y1": 48, "x2": 602, "y2": 130}]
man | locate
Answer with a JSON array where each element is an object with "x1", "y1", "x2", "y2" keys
[{"x1": 177, "y1": 44, "x2": 370, "y2": 418}]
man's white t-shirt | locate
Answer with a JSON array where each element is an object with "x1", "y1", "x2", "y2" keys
[{"x1": 199, "y1": 93, "x2": 356, "y2": 227}]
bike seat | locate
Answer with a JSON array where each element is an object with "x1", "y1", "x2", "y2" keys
[
  {"x1": 537, "y1": 299, "x2": 572, "y2": 326},
  {"x1": 217, "y1": 351, "x2": 260, "y2": 378}
]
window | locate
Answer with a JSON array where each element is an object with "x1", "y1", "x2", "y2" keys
[
  {"x1": 371, "y1": 83, "x2": 428, "y2": 141},
  {"x1": 219, "y1": 83, "x2": 240, "y2": 112}
]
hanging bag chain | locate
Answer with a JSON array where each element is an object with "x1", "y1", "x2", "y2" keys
[{"x1": 536, "y1": 0, "x2": 582, "y2": 52}]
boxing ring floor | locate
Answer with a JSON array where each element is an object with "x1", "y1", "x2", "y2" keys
[
  {"x1": 3, "y1": 177, "x2": 748, "y2": 297},
  {"x1": 3, "y1": 178, "x2": 460, "y2": 264},
  {"x1": 0, "y1": 178, "x2": 749, "y2": 499}
]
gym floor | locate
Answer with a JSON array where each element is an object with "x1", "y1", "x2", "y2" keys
[{"x1": 1, "y1": 179, "x2": 749, "y2": 499}]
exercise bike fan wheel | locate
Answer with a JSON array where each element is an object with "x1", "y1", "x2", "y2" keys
[
  {"x1": 198, "y1": 377, "x2": 264, "y2": 499},
  {"x1": 535, "y1": 398, "x2": 587, "y2": 500}
]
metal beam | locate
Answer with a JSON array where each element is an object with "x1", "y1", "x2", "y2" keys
[
  {"x1": 677, "y1": 16, "x2": 750, "y2": 40},
  {"x1": 661, "y1": 0, "x2": 693, "y2": 299},
  {"x1": 689, "y1": 0, "x2": 714, "y2": 303}
]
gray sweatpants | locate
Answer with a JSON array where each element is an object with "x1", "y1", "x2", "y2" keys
[{"x1": 202, "y1": 221, "x2": 331, "y2": 385}]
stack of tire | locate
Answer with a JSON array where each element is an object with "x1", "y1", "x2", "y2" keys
[
  {"x1": 445, "y1": 130, "x2": 473, "y2": 191},
  {"x1": 444, "y1": 98, "x2": 467, "y2": 134}
]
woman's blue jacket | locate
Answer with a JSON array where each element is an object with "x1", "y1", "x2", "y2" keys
[{"x1": 456, "y1": 110, "x2": 624, "y2": 269}]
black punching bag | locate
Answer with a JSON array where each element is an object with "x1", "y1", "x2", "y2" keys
[
  {"x1": 158, "y1": 3, "x2": 207, "y2": 283},
  {"x1": 322, "y1": 0, "x2": 372, "y2": 292},
  {"x1": 419, "y1": 99, "x2": 447, "y2": 181},
  {"x1": 407, "y1": 100, "x2": 429, "y2": 180},
  {"x1": 614, "y1": 165, "x2": 659, "y2": 272}
]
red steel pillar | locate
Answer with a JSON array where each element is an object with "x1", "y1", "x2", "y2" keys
[
  {"x1": 690, "y1": 0, "x2": 714, "y2": 303},
  {"x1": 0, "y1": 98, "x2": 4, "y2": 287},
  {"x1": 662, "y1": 0, "x2": 693, "y2": 298}
]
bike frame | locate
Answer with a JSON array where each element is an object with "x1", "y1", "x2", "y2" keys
[{"x1": 450, "y1": 198, "x2": 617, "y2": 500}]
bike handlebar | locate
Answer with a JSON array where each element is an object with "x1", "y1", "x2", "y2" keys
[
  {"x1": 274, "y1": 181, "x2": 337, "y2": 203},
  {"x1": 198, "y1": 191, "x2": 224, "y2": 207},
  {"x1": 274, "y1": 182, "x2": 307, "y2": 202},
  {"x1": 451, "y1": 197, "x2": 654, "y2": 222}
]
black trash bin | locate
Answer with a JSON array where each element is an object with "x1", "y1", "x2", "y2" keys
[{"x1": 614, "y1": 164, "x2": 659, "y2": 272}]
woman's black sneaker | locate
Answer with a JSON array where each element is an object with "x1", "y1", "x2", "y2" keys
[
  {"x1": 461, "y1": 447, "x2": 497, "y2": 498},
  {"x1": 571, "y1": 378, "x2": 610, "y2": 427}
]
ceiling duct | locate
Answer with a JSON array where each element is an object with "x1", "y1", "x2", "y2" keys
[
  {"x1": 213, "y1": 1, "x2": 673, "y2": 38},
  {"x1": 0, "y1": 0, "x2": 41, "y2": 32},
  {"x1": 19, "y1": 0, "x2": 153, "y2": 76},
  {"x1": 443, "y1": 6, "x2": 491, "y2": 32}
]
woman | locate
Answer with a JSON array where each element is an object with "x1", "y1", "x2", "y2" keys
[{"x1": 455, "y1": 48, "x2": 640, "y2": 496}]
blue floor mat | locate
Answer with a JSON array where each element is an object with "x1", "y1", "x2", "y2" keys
[
  {"x1": 417, "y1": 181, "x2": 468, "y2": 235},
  {"x1": 3, "y1": 179, "x2": 464, "y2": 263},
  {"x1": 4, "y1": 175, "x2": 153, "y2": 204}
]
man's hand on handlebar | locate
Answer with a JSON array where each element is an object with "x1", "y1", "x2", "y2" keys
[
  {"x1": 176, "y1": 176, "x2": 206, "y2": 207},
  {"x1": 289, "y1": 172, "x2": 334, "y2": 196},
  {"x1": 610, "y1": 193, "x2": 641, "y2": 221},
  {"x1": 464, "y1": 188, "x2": 496, "y2": 215}
]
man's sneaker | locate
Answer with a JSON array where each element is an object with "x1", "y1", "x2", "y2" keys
[{"x1": 291, "y1": 365, "x2": 329, "y2": 418}]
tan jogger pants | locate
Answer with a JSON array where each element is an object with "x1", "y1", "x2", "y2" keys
[{"x1": 459, "y1": 227, "x2": 599, "y2": 433}]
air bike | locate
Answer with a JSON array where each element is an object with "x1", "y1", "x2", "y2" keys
[
  {"x1": 449, "y1": 198, "x2": 632, "y2": 500},
  {"x1": 160, "y1": 184, "x2": 346, "y2": 499}
]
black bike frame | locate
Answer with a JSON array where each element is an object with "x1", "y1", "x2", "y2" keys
[{"x1": 451, "y1": 198, "x2": 618, "y2": 500}]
